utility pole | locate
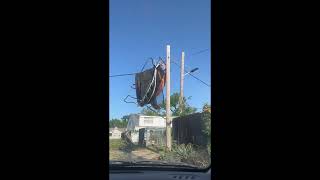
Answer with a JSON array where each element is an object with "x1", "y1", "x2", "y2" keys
[
  {"x1": 179, "y1": 51, "x2": 185, "y2": 115},
  {"x1": 166, "y1": 45, "x2": 172, "y2": 151}
]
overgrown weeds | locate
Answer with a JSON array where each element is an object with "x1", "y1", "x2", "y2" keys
[
  {"x1": 159, "y1": 143, "x2": 211, "y2": 168},
  {"x1": 119, "y1": 137, "x2": 139, "y2": 152}
]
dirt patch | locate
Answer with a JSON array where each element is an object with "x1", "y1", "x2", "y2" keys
[
  {"x1": 131, "y1": 148, "x2": 160, "y2": 160},
  {"x1": 110, "y1": 138, "x2": 160, "y2": 161},
  {"x1": 110, "y1": 148, "x2": 160, "y2": 161},
  {"x1": 109, "y1": 150, "x2": 129, "y2": 160}
]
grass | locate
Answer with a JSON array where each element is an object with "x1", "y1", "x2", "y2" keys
[
  {"x1": 109, "y1": 139, "x2": 129, "y2": 160},
  {"x1": 109, "y1": 139, "x2": 126, "y2": 150},
  {"x1": 109, "y1": 138, "x2": 139, "y2": 152}
]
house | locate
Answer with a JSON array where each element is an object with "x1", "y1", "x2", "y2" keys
[
  {"x1": 126, "y1": 114, "x2": 172, "y2": 144},
  {"x1": 109, "y1": 127, "x2": 125, "y2": 139},
  {"x1": 127, "y1": 114, "x2": 167, "y2": 130}
]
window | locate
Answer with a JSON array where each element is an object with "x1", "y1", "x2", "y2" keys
[{"x1": 144, "y1": 119, "x2": 153, "y2": 125}]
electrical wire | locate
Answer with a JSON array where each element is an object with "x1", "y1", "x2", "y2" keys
[
  {"x1": 189, "y1": 48, "x2": 210, "y2": 56},
  {"x1": 109, "y1": 73, "x2": 136, "y2": 77},
  {"x1": 110, "y1": 54, "x2": 210, "y2": 87},
  {"x1": 171, "y1": 59, "x2": 210, "y2": 87}
]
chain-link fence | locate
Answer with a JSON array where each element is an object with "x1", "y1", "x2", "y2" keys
[{"x1": 138, "y1": 127, "x2": 166, "y2": 147}]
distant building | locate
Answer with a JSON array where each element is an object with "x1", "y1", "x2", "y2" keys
[{"x1": 109, "y1": 127, "x2": 125, "y2": 139}]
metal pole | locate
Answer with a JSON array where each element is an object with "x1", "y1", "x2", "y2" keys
[{"x1": 166, "y1": 45, "x2": 172, "y2": 151}]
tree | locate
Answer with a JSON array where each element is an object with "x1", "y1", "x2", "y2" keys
[
  {"x1": 140, "y1": 92, "x2": 197, "y2": 116},
  {"x1": 160, "y1": 93, "x2": 197, "y2": 116},
  {"x1": 121, "y1": 115, "x2": 130, "y2": 126},
  {"x1": 201, "y1": 103, "x2": 211, "y2": 155},
  {"x1": 121, "y1": 115, "x2": 130, "y2": 122},
  {"x1": 141, "y1": 108, "x2": 161, "y2": 116},
  {"x1": 109, "y1": 118, "x2": 128, "y2": 128},
  {"x1": 201, "y1": 103, "x2": 211, "y2": 137}
]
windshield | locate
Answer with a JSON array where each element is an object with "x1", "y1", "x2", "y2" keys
[{"x1": 110, "y1": 0, "x2": 211, "y2": 170}]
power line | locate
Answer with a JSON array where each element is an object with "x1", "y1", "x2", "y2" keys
[
  {"x1": 172, "y1": 59, "x2": 192, "y2": 72},
  {"x1": 189, "y1": 48, "x2": 210, "y2": 56},
  {"x1": 171, "y1": 59, "x2": 210, "y2": 87},
  {"x1": 109, "y1": 73, "x2": 136, "y2": 77},
  {"x1": 165, "y1": 47, "x2": 209, "y2": 72},
  {"x1": 110, "y1": 52, "x2": 210, "y2": 87},
  {"x1": 188, "y1": 73, "x2": 210, "y2": 87},
  {"x1": 110, "y1": 58, "x2": 159, "y2": 78}
]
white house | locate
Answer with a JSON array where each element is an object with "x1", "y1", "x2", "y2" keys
[
  {"x1": 126, "y1": 114, "x2": 173, "y2": 143},
  {"x1": 109, "y1": 127, "x2": 125, "y2": 139}
]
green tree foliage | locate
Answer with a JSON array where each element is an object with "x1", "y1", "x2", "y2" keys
[
  {"x1": 109, "y1": 116, "x2": 130, "y2": 128},
  {"x1": 140, "y1": 93, "x2": 197, "y2": 116},
  {"x1": 121, "y1": 115, "x2": 130, "y2": 122},
  {"x1": 160, "y1": 93, "x2": 197, "y2": 116},
  {"x1": 120, "y1": 115, "x2": 130, "y2": 126},
  {"x1": 201, "y1": 103, "x2": 211, "y2": 137},
  {"x1": 141, "y1": 108, "x2": 161, "y2": 116},
  {"x1": 201, "y1": 103, "x2": 211, "y2": 155}
]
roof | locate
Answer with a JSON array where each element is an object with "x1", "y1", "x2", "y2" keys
[{"x1": 130, "y1": 114, "x2": 178, "y2": 119}]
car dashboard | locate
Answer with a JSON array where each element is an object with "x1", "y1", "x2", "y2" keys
[{"x1": 110, "y1": 169, "x2": 211, "y2": 180}]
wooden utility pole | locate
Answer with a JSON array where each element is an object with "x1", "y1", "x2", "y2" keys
[
  {"x1": 166, "y1": 45, "x2": 172, "y2": 151},
  {"x1": 179, "y1": 51, "x2": 185, "y2": 114}
]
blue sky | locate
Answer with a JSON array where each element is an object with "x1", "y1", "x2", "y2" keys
[{"x1": 110, "y1": 0, "x2": 211, "y2": 119}]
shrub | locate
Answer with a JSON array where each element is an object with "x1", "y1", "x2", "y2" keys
[
  {"x1": 187, "y1": 148, "x2": 210, "y2": 168},
  {"x1": 201, "y1": 103, "x2": 212, "y2": 162},
  {"x1": 171, "y1": 143, "x2": 195, "y2": 161},
  {"x1": 159, "y1": 151, "x2": 181, "y2": 162},
  {"x1": 118, "y1": 137, "x2": 139, "y2": 152},
  {"x1": 201, "y1": 103, "x2": 211, "y2": 138},
  {"x1": 159, "y1": 143, "x2": 211, "y2": 168},
  {"x1": 207, "y1": 143, "x2": 211, "y2": 156}
]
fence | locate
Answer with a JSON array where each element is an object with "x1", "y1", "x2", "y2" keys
[
  {"x1": 138, "y1": 127, "x2": 166, "y2": 147},
  {"x1": 172, "y1": 113, "x2": 208, "y2": 146}
]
